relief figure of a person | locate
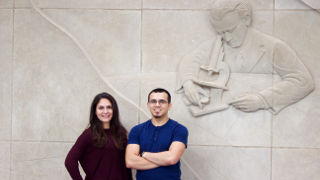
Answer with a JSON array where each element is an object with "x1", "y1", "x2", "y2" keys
[{"x1": 177, "y1": 0, "x2": 314, "y2": 114}]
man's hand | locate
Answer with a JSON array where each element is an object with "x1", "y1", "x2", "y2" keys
[
  {"x1": 228, "y1": 93, "x2": 266, "y2": 112},
  {"x1": 141, "y1": 141, "x2": 186, "y2": 166},
  {"x1": 125, "y1": 144, "x2": 159, "y2": 170}
]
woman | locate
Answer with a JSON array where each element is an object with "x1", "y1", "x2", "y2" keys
[{"x1": 65, "y1": 92, "x2": 132, "y2": 180}]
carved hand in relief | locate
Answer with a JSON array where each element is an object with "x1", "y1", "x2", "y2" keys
[
  {"x1": 183, "y1": 80, "x2": 202, "y2": 107},
  {"x1": 183, "y1": 80, "x2": 210, "y2": 108},
  {"x1": 228, "y1": 93, "x2": 266, "y2": 112}
]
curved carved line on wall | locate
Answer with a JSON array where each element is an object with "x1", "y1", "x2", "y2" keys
[
  {"x1": 301, "y1": 0, "x2": 320, "y2": 12},
  {"x1": 182, "y1": 158, "x2": 204, "y2": 180},
  {"x1": 29, "y1": 0, "x2": 149, "y2": 118},
  {"x1": 29, "y1": 1, "x2": 203, "y2": 179}
]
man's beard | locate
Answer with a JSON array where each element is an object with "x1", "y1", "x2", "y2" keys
[{"x1": 152, "y1": 113, "x2": 163, "y2": 119}]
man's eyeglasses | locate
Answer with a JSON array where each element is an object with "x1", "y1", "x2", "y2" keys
[{"x1": 148, "y1": 99, "x2": 168, "y2": 105}]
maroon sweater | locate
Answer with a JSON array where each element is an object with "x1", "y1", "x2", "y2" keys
[{"x1": 65, "y1": 128, "x2": 132, "y2": 180}]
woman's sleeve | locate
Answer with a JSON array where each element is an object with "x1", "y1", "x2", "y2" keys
[
  {"x1": 65, "y1": 129, "x2": 91, "y2": 180},
  {"x1": 127, "y1": 167, "x2": 133, "y2": 180}
]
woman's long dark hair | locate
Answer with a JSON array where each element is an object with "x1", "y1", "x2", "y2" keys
[{"x1": 89, "y1": 92, "x2": 127, "y2": 149}]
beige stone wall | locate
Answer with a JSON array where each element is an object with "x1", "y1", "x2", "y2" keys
[{"x1": 0, "y1": 0, "x2": 319, "y2": 179}]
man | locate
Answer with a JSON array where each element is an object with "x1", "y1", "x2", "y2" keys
[
  {"x1": 126, "y1": 88, "x2": 188, "y2": 180},
  {"x1": 177, "y1": 0, "x2": 314, "y2": 114}
]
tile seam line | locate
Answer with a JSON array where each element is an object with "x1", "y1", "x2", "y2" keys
[
  {"x1": 142, "y1": 8, "x2": 282, "y2": 11},
  {"x1": 10, "y1": 7, "x2": 316, "y2": 11},
  {"x1": 274, "y1": 9, "x2": 315, "y2": 11},
  {"x1": 189, "y1": 145, "x2": 272, "y2": 148},
  {"x1": 0, "y1": 8, "x2": 272, "y2": 11},
  {"x1": 10, "y1": 140, "x2": 76, "y2": 143},
  {"x1": 138, "y1": 2, "x2": 143, "y2": 124},
  {"x1": 10, "y1": 5, "x2": 15, "y2": 180},
  {"x1": 13, "y1": 7, "x2": 142, "y2": 11},
  {"x1": 106, "y1": 72, "x2": 288, "y2": 75},
  {"x1": 188, "y1": 145, "x2": 320, "y2": 149},
  {"x1": 271, "y1": 2, "x2": 275, "y2": 179},
  {"x1": 7, "y1": 140, "x2": 320, "y2": 150}
]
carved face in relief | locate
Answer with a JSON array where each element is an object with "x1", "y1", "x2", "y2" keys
[{"x1": 210, "y1": 11, "x2": 250, "y2": 48}]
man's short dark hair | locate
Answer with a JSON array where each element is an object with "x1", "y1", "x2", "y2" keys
[{"x1": 148, "y1": 88, "x2": 171, "y2": 103}]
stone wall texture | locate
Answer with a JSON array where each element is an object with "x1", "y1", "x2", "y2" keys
[{"x1": 1, "y1": 0, "x2": 319, "y2": 179}]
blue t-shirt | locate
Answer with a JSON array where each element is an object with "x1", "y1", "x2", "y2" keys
[{"x1": 128, "y1": 119, "x2": 188, "y2": 180}]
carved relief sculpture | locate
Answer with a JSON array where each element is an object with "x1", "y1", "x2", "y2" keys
[{"x1": 176, "y1": 0, "x2": 314, "y2": 116}]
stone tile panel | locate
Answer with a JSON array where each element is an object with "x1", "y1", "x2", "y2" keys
[
  {"x1": 0, "y1": 9, "x2": 12, "y2": 140},
  {"x1": 15, "y1": 0, "x2": 141, "y2": 9},
  {"x1": 106, "y1": 75, "x2": 140, "y2": 130},
  {"x1": 182, "y1": 146, "x2": 271, "y2": 180},
  {"x1": 11, "y1": 142, "x2": 72, "y2": 180},
  {"x1": 0, "y1": 142, "x2": 10, "y2": 180},
  {"x1": 0, "y1": 0, "x2": 12, "y2": 8},
  {"x1": 275, "y1": 0, "x2": 311, "y2": 9},
  {"x1": 13, "y1": 9, "x2": 139, "y2": 141},
  {"x1": 274, "y1": 11, "x2": 320, "y2": 77},
  {"x1": 142, "y1": 10, "x2": 215, "y2": 73},
  {"x1": 143, "y1": 0, "x2": 216, "y2": 9},
  {"x1": 273, "y1": 78, "x2": 320, "y2": 148},
  {"x1": 143, "y1": 0, "x2": 273, "y2": 10},
  {"x1": 248, "y1": 0, "x2": 273, "y2": 10},
  {"x1": 43, "y1": 9, "x2": 141, "y2": 76},
  {"x1": 272, "y1": 148, "x2": 320, "y2": 180},
  {"x1": 272, "y1": 11, "x2": 320, "y2": 148}
]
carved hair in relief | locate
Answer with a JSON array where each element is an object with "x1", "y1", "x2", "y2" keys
[{"x1": 210, "y1": 0, "x2": 252, "y2": 26}]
